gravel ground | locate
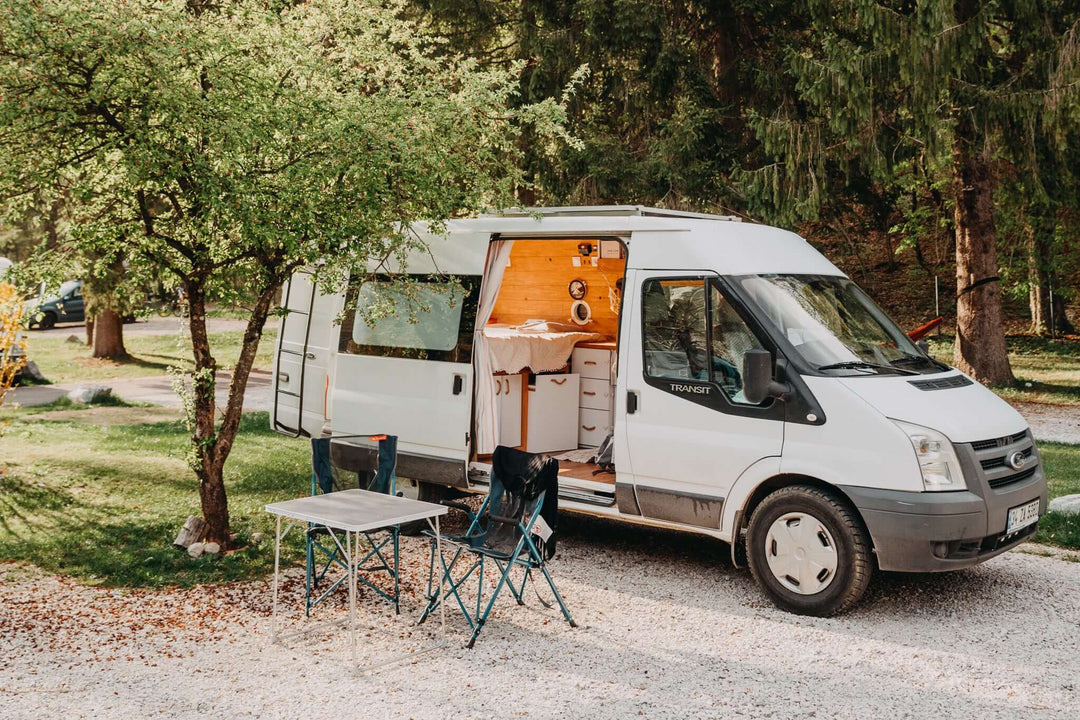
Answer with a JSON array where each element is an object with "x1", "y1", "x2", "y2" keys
[
  {"x1": 1011, "y1": 401, "x2": 1080, "y2": 444},
  {"x1": 2, "y1": 515, "x2": 1079, "y2": 720}
]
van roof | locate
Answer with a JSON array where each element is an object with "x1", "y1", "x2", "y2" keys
[
  {"x1": 370, "y1": 207, "x2": 843, "y2": 278},
  {"x1": 489, "y1": 205, "x2": 742, "y2": 222}
]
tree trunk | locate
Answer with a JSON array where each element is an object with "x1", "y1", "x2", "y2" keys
[
  {"x1": 92, "y1": 309, "x2": 126, "y2": 359},
  {"x1": 1027, "y1": 225, "x2": 1050, "y2": 335},
  {"x1": 951, "y1": 127, "x2": 1013, "y2": 384},
  {"x1": 185, "y1": 280, "x2": 230, "y2": 545},
  {"x1": 185, "y1": 274, "x2": 282, "y2": 547}
]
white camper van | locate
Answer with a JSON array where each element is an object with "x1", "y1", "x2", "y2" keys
[{"x1": 271, "y1": 206, "x2": 1047, "y2": 615}]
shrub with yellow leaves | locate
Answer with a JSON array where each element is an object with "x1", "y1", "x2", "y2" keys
[{"x1": 0, "y1": 282, "x2": 26, "y2": 414}]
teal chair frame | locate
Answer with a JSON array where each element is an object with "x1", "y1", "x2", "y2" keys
[
  {"x1": 418, "y1": 459, "x2": 576, "y2": 648},
  {"x1": 305, "y1": 435, "x2": 401, "y2": 615}
]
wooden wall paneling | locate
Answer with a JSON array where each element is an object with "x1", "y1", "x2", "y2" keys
[{"x1": 491, "y1": 239, "x2": 626, "y2": 337}]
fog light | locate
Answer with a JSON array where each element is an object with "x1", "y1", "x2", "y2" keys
[{"x1": 932, "y1": 542, "x2": 949, "y2": 558}]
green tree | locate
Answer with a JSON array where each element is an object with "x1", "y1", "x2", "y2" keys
[
  {"x1": 0, "y1": 0, "x2": 571, "y2": 544},
  {"x1": 741, "y1": 0, "x2": 1080, "y2": 383}
]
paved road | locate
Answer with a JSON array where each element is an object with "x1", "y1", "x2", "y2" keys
[
  {"x1": 10, "y1": 369, "x2": 274, "y2": 412},
  {"x1": 28, "y1": 315, "x2": 277, "y2": 337}
]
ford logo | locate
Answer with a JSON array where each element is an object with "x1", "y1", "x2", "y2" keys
[{"x1": 1008, "y1": 451, "x2": 1026, "y2": 470}]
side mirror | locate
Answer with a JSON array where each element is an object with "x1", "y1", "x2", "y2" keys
[{"x1": 743, "y1": 349, "x2": 789, "y2": 405}]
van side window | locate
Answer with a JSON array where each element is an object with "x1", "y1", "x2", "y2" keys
[
  {"x1": 338, "y1": 275, "x2": 480, "y2": 362},
  {"x1": 642, "y1": 279, "x2": 708, "y2": 380},
  {"x1": 709, "y1": 283, "x2": 765, "y2": 405}
]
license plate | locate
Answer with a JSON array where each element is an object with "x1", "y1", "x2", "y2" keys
[{"x1": 1006, "y1": 499, "x2": 1040, "y2": 534}]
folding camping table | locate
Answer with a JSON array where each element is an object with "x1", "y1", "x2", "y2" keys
[{"x1": 265, "y1": 489, "x2": 449, "y2": 669}]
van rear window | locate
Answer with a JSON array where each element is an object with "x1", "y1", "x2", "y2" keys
[{"x1": 338, "y1": 275, "x2": 480, "y2": 362}]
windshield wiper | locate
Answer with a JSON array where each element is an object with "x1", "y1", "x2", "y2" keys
[
  {"x1": 892, "y1": 353, "x2": 951, "y2": 371},
  {"x1": 817, "y1": 360, "x2": 919, "y2": 376}
]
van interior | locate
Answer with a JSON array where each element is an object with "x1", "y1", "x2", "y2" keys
[{"x1": 474, "y1": 238, "x2": 628, "y2": 486}]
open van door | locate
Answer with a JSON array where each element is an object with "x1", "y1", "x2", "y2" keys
[
  {"x1": 272, "y1": 269, "x2": 340, "y2": 437},
  {"x1": 330, "y1": 226, "x2": 492, "y2": 486}
]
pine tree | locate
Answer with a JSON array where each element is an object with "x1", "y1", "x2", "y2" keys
[{"x1": 742, "y1": 0, "x2": 1080, "y2": 384}]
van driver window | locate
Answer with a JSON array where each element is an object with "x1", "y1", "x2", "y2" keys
[
  {"x1": 642, "y1": 279, "x2": 708, "y2": 380},
  {"x1": 709, "y1": 284, "x2": 765, "y2": 405},
  {"x1": 642, "y1": 277, "x2": 766, "y2": 406},
  {"x1": 339, "y1": 276, "x2": 480, "y2": 362}
]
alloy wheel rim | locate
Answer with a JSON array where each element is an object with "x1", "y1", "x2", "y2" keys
[{"x1": 764, "y1": 511, "x2": 839, "y2": 595}]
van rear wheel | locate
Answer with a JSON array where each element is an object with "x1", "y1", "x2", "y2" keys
[
  {"x1": 747, "y1": 485, "x2": 872, "y2": 617},
  {"x1": 396, "y1": 479, "x2": 446, "y2": 535}
]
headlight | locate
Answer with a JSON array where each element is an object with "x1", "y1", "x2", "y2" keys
[{"x1": 892, "y1": 420, "x2": 966, "y2": 492}]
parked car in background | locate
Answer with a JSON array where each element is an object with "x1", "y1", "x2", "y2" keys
[{"x1": 27, "y1": 279, "x2": 85, "y2": 329}]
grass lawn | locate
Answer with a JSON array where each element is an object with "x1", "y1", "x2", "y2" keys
[
  {"x1": 1035, "y1": 442, "x2": 1080, "y2": 551},
  {"x1": 0, "y1": 409, "x2": 309, "y2": 587},
  {"x1": 22, "y1": 328, "x2": 278, "y2": 384},
  {"x1": 926, "y1": 334, "x2": 1080, "y2": 406}
]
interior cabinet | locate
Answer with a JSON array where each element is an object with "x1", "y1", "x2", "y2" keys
[
  {"x1": 496, "y1": 373, "x2": 522, "y2": 448},
  {"x1": 526, "y1": 373, "x2": 580, "y2": 453},
  {"x1": 572, "y1": 344, "x2": 616, "y2": 447}
]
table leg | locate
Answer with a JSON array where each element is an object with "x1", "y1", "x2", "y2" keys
[
  {"x1": 435, "y1": 514, "x2": 446, "y2": 638},
  {"x1": 271, "y1": 514, "x2": 282, "y2": 642},
  {"x1": 347, "y1": 529, "x2": 357, "y2": 663}
]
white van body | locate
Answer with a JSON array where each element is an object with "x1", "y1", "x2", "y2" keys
[{"x1": 272, "y1": 207, "x2": 1047, "y2": 615}]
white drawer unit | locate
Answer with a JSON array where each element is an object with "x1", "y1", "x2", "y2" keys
[
  {"x1": 526, "y1": 373, "x2": 580, "y2": 453},
  {"x1": 578, "y1": 407, "x2": 612, "y2": 448},
  {"x1": 571, "y1": 345, "x2": 617, "y2": 447},
  {"x1": 579, "y1": 377, "x2": 613, "y2": 411},
  {"x1": 571, "y1": 346, "x2": 613, "y2": 380}
]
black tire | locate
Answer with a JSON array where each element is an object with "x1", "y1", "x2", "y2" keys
[
  {"x1": 747, "y1": 485, "x2": 873, "y2": 617},
  {"x1": 396, "y1": 480, "x2": 447, "y2": 535},
  {"x1": 38, "y1": 312, "x2": 57, "y2": 330}
]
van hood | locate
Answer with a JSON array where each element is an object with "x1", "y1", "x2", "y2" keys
[{"x1": 837, "y1": 371, "x2": 1027, "y2": 444}]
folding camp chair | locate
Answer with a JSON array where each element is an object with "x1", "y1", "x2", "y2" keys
[
  {"x1": 305, "y1": 435, "x2": 401, "y2": 615},
  {"x1": 419, "y1": 446, "x2": 576, "y2": 648}
]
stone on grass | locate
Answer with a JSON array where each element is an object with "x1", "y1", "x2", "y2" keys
[
  {"x1": 67, "y1": 385, "x2": 112, "y2": 404},
  {"x1": 19, "y1": 360, "x2": 46, "y2": 383},
  {"x1": 65, "y1": 334, "x2": 83, "y2": 345},
  {"x1": 187, "y1": 542, "x2": 205, "y2": 559},
  {"x1": 203, "y1": 542, "x2": 221, "y2": 556},
  {"x1": 1048, "y1": 494, "x2": 1080, "y2": 515}
]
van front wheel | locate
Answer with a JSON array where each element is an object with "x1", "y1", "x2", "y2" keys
[{"x1": 747, "y1": 485, "x2": 872, "y2": 617}]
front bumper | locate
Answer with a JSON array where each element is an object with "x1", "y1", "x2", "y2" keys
[{"x1": 839, "y1": 445, "x2": 1048, "y2": 573}]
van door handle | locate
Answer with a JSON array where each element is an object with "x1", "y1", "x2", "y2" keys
[
  {"x1": 452, "y1": 375, "x2": 464, "y2": 395},
  {"x1": 627, "y1": 390, "x2": 639, "y2": 414}
]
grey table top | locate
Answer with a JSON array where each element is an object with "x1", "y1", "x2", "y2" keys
[{"x1": 265, "y1": 489, "x2": 448, "y2": 533}]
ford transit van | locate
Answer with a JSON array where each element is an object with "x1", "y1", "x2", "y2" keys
[{"x1": 271, "y1": 206, "x2": 1047, "y2": 615}]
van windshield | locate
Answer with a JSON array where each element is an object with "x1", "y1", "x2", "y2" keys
[{"x1": 734, "y1": 274, "x2": 945, "y2": 375}]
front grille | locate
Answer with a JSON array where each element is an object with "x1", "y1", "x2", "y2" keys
[
  {"x1": 987, "y1": 465, "x2": 1038, "y2": 489},
  {"x1": 965, "y1": 430, "x2": 1039, "y2": 492},
  {"x1": 980, "y1": 446, "x2": 1034, "y2": 471},
  {"x1": 971, "y1": 430, "x2": 1028, "y2": 452},
  {"x1": 909, "y1": 375, "x2": 974, "y2": 391}
]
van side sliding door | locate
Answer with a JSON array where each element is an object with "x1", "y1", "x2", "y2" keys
[
  {"x1": 618, "y1": 269, "x2": 784, "y2": 529},
  {"x1": 330, "y1": 273, "x2": 482, "y2": 483}
]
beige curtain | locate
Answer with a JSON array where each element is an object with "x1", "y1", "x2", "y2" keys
[{"x1": 472, "y1": 240, "x2": 514, "y2": 454}]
